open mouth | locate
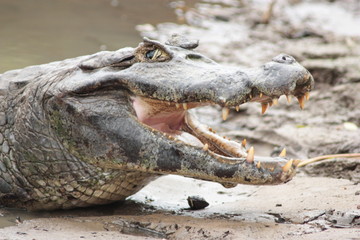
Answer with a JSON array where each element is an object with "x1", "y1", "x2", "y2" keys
[{"x1": 132, "y1": 88, "x2": 310, "y2": 164}]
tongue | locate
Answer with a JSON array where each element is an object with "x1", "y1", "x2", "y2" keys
[{"x1": 185, "y1": 112, "x2": 248, "y2": 158}]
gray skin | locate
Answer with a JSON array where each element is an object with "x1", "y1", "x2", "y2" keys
[{"x1": 0, "y1": 37, "x2": 314, "y2": 210}]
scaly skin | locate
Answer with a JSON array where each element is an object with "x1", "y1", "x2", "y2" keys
[{"x1": 0, "y1": 37, "x2": 314, "y2": 210}]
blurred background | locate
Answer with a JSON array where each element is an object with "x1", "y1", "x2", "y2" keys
[{"x1": 0, "y1": 0, "x2": 195, "y2": 73}]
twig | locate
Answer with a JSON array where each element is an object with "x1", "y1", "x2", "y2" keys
[{"x1": 297, "y1": 153, "x2": 360, "y2": 167}]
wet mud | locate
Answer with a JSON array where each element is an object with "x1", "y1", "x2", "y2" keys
[{"x1": 1, "y1": 0, "x2": 360, "y2": 239}]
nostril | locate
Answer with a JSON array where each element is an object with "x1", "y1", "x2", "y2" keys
[{"x1": 272, "y1": 54, "x2": 296, "y2": 64}]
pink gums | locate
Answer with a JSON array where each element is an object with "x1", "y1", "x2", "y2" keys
[{"x1": 132, "y1": 96, "x2": 186, "y2": 133}]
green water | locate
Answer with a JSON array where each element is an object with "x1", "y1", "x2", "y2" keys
[{"x1": 0, "y1": 0, "x2": 194, "y2": 73}]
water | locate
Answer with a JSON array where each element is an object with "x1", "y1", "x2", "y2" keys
[{"x1": 0, "y1": 0, "x2": 195, "y2": 73}]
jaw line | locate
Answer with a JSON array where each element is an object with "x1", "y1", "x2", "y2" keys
[{"x1": 131, "y1": 95, "x2": 250, "y2": 158}]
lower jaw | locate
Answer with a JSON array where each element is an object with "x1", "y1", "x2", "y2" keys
[
  {"x1": 132, "y1": 95, "x2": 249, "y2": 159},
  {"x1": 170, "y1": 111, "x2": 247, "y2": 158}
]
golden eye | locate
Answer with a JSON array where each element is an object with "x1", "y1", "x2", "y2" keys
[{"x1": 145, "y1": 49, "x2": 162, "y2": 60}]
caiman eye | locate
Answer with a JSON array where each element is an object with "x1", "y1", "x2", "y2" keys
[{"x1": 145, "y1": 49, "x2": 162, "y2": 60}]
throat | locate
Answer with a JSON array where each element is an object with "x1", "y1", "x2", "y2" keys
[
  {"x1": 131, "y1": 96, "x2": 248, "y2": 158},
  {"x1": 132, "y1": 96, "x2": 187, "y2": 133}
]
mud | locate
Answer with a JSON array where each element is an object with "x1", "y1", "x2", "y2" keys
[
  {"x1": 1, "y1": 0, "x2": 360, "y2": 239},
  {"x1": 1, "y1": 176, "x2": 359, "y2": 239}
]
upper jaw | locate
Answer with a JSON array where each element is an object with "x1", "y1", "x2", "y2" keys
[
  {"x1": 129, "y1": 56, "x2": 313, "y2": 182},
  {"x1": 123, "y1": 53, "x2": 314, "y2": 109}
]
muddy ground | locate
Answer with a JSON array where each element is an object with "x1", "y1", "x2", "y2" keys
[{"x1": 1, "y1": 0, "x2": 360, "y2": 239}]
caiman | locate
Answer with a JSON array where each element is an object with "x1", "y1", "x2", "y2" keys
[{"x1": 0, "y1": 36, "x2": 314, "y2": 210}]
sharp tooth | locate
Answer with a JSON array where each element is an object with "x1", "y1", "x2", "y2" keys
[
  {"x1": 246, "y1": 146, "x2": 255, "y2": 163},
  {"x1": 293, "y1": 159, "x2": 301, "y2": 167},
  {"x1": 297, "y1": 95, "x2": 305, "y2": 109},
  {"x1": 286, "y1": 95, "x2": 292, "y2": 104},
  {"x1": 282, "y1": 159, "x2": 294, "y2": 172},
  {"x1": 261, "y1": 103, "x2": 268, "y2": 114},
  {"x1": 183, "y1": 103, "x2": 188, "y2": 110},
  {"x1": 203, "y1": 143, "x2": 209, "y2": 151},
  {"x1": 241, "y1": 139, "x2": 247, "y2": 147},
  {"x1": 222, "y1": 107, "x2": 230, "y2": 121},
  {"x1": 259, "y1": 92, "x2": 263, "y2": 98},
  {"x1": 176, "y1": 103, "x2": 180, "y2": 109},
  {"x1": 256, "y1": 161, "x2": 261, "y2": 169},
  {"x1": 279, "y1": 148, "x2": 286, "y2": 157},
  {"x1": 305, "y1": 92, "x2": 310, "y2": 101},
  {"x1": 235, "y1": 106, "x2": 240, "y2": 112},
  {"x1": 272, "y1": 98, "x2": 278, "y2": 105}
]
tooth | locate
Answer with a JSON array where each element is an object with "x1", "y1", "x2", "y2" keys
[
  {"x1": 297, "y1": 95, "x2": 305, "y2": 109},
  {"x1": 282, "y1": 159, "x2": 294, "y2": 172},
  {"x1": 203, "y1": 143, "x2": 209, "y2": 151},
  {"x1": 241, "y1": 139, "x2": 247, "y2": 147},
  {"x1": 183, "y1": 103, "x2": 188, "y2": 110},
  {"x1": 235, "y1": 106, "x2": 240, "y2": 112},
  {"x1": 219, "y1": 97, "x2": 227, "y2": 104},
  {"x1": 305, "y1": 92, "x2": 310, "y2": 101},
  {"x1": 246, "y1": 146, "x2": 255, "y2": 163},
  {"x1": 259, "y1": 92, "x2": 263, "y2": 98},
  {"x1": 279, "y1": 148, "x2": 286, "y2": 157},
  {"x1": 272, "y1": 98, "x2": 278, "y2": 105},
  {"x1": 286, "y1": 95, "x2": 292, "y2": 104},
  {"x1": 222, "y1": 107, "x2": 230, "y2": 121},
  {"x1": 261, "y1": 103, "x2": 268, "y2": 114},
  {"x1": 176, "y1": 103, "x2": 180, "y2": 109},
  {"x1": 256, "y1": 161, "x2": 261, "y2": 169},
  {"x1": 293, "y1": 159, "x2": 301, "y2": 167}
]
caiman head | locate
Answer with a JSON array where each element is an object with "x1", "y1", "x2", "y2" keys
[{"x1": 39, "y1": 37, "x2": 313, "y2": 187}]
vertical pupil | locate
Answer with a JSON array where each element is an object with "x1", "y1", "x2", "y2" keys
[{"x1": 146, "y1": 50, "x2": 155, "y2": 59}]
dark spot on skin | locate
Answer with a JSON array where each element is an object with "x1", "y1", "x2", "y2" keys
[
  {"x1": 214, "y1": 166, "x2": 237, "y2": 178},
  {"x1": 156, "y1": 147, "x2": 182, "y2": 171},
  {"x1": 65, "y1": 104, "x2": 76, "y2": 115}
]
